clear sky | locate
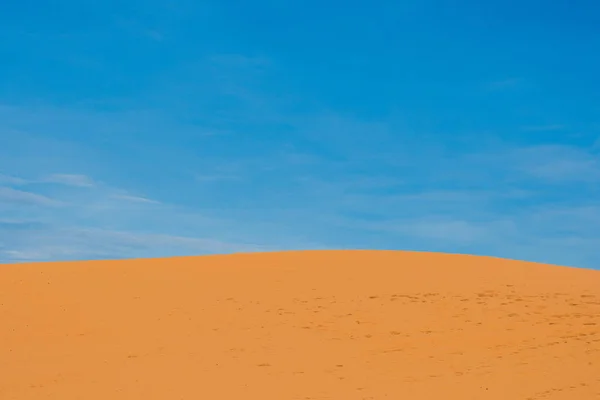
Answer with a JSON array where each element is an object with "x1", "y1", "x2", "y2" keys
[{"x1": 1, "y1": 1, "x2": 599, "y2": 268}]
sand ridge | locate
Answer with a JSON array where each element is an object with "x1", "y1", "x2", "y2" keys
[{"x1": 1, "y1": 250, "x2": 599, "y2": 399}]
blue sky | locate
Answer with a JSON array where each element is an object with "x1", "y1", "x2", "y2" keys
[{"x1": 1, "y1": 0, "x2": 599, "y2": 268}]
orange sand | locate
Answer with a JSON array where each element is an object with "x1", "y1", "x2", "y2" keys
[{"x1": 1, "y1": 250, "x2": 599, "y2": 399}]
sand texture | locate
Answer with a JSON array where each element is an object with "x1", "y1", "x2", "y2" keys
[{"x1": 1, "y1": 250, "x2": 599, "y2": 399}]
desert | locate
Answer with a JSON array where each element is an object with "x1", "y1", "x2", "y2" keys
[{"x1": 1, "y1": 250, "x2": 599, "y2": 399}]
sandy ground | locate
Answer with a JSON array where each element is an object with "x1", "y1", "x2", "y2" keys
[{"x1": 1, "y1": 250, "x2": 599, "y2": 399}]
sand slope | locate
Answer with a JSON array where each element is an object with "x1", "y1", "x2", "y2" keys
[{"x1": 1, "y1": 250, "x2": 599, "y2": 399}]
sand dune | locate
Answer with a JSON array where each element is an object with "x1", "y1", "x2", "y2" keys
[{"x1": 1, "y1": 250, "x2": 599, "y2": 399}]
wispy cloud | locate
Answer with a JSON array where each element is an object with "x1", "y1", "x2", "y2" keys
[
  {"x1": 379, "y1": 218, "x2": 491, "y2": 244},
  {"x1": 113, "y1": 16, "x2": 165, "y2": 42},
  {"x1": 1, "y1": 56, "x2": 599, "y2": 268},
  {"x1": 0, "y1": 173, "x2": 28, "y2": 185},
  {"x1": 195, "y1": 174, "x2": 241, "y2": 183},
  {"x1": 0, "y1": 187, "x2": 63, "y2": 206},
  {"x1": 520, "y1": 125, "x2": 566, "y2": 132},
  {"x1": 109, "y1": 194, "x2": 160, "y2": 204},
  {"x1": 0, "y1": 227, "x2": 270, "y2": 263},
  {"x1": 486, "y1": 77, "x2": 522, "y2": 90},
  {"x1": 1, "y1": 171, "x2": 159, "y2": 206},
  {"x1": 208, "y1": 54, "x2": 272, "y2": 69},
  {"x1": 0, "y1": 218, "x2": 46, "y2": 230},
  {"x1": 0, "y1": 170, "x2": 278, "y2": 263},
  {"x1": 509, "y1": 144, "x2": 600, "y2": 182},
  {"x1": 43, "y1": 173, "x2": 96, "y2": 187}
]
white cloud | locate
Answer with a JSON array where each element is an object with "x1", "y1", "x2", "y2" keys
[
  {"x1": 593, "y1": 135, "x2": 600, "y2": 151},
  {"x1": 520, "y1": 125, "x2": 566, "y2": 132},
  {"x1": 0, "y1": 173, "x2": 28, "y2": 185},
  {"x1": 2, "y1": 94, "x2": 600, "y2": 269},
  {"x1": 511, "y1": 144, "x2": 600, "y2": 182},
  {"x1": 349, "y1": 216, "x2": 500, "y2": 245},
  {"x1": 486, "y1": 77, "x2": 522, "y2": 90},
  {"x1": 43, "y1": 173, "x2": 96, "y2": 187},
  {"x1": 527, "y1": 159, "x2": 599, "y2": 181},
  {"x1": 208, "y1": 54, "x2": 271, "y2": 69},
  {"x1": 0, "y1": 227, "x2": 271, "y2": 263},
  {"x1": 195, "y1": 174, "x2": 240, "y2": 183},
  {"x1": 467, "y1": 143, "x2": 600, "y2": 184},
  {"x1": 0, "y1": 168, "x2": 286, "y2": 263},
  {"x1": 397, "y1": 219, "x2": 489, "y2": 243},
  {"x1": 109, "y1": 194, "x2": 161, "y2": 204},
  {"x1": 0, "y1": 187, "x2": 63, "y2": 206}
]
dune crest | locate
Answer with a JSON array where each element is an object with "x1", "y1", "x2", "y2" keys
[{"x1": 1, "y1": 250, "x2": 599, "y2": 399}]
